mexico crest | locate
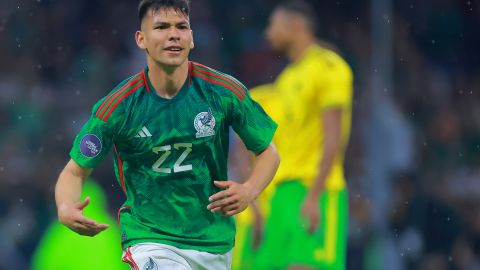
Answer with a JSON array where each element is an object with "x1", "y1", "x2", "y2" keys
[{"x1": 194, "y1": 108, "x2": 216, "y2": 138}]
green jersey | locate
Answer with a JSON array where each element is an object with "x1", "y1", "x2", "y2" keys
[{"x1": 70, "y1": 61, "x2": 277, "y2": 254}]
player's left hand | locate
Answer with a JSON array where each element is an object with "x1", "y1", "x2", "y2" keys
[
  {"x1": 301, "y1": 193, "x2": 320, "y2": 234},
  {"x1": 207, "y1": 180, "x2": 254, "y2": 216}
]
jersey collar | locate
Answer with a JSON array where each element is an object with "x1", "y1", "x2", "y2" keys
[{"x1": 144, "y1": 61, "x2": 192, "y2": 104}]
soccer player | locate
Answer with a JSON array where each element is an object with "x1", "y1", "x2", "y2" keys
[
  {"x1": 235, "y1": 1, "x2": 353, "y2": 270},
  {"x1": 54, "y1": 0, "x2": 280, "y2": 269}
]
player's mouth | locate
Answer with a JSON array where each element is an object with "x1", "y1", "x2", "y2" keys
[{"x1": 164, "y1": 46, "x2": 183, "y2": 54}]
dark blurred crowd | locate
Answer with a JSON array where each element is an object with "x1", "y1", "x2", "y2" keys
[{"x1": 1, "y1": 0, "x2": 479, "y2": 269}]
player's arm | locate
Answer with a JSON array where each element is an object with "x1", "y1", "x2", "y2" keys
[
  {"x1": 303, "y1": 53, "x2": 352, "y2": 233},
  {"x1": 208, "y1": 142, "x2": 280, "y2": 216},
  {"x1": 302, "y1": 109, "x2": 342, "y2": 233},
  {"x1": 313, "y1": 109, "x2": 342, "y2": 196},
  {"x1": 55, "y1": 159, "x2": 109, "y2": 236},
  {"x1": 243, "y1": 142, "x2": 279, "y2": 198}
]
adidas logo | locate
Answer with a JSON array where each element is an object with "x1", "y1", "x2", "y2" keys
[{"x1": 134, "y1": 126, "x2": 152, "y2": 138}]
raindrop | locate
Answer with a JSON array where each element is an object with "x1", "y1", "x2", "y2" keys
[{"x1": 19, "y1": 198, "x2": 23, "y2": 203}]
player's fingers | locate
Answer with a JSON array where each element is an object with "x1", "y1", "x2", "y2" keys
[
  {"x1": 76, "y1": 197, "x2": 90, "y2": 210},
  {"x1": 207, "y1": 199, "x2": 228, "y2": 210},
  {"x1": 76, "y1": 216, "x2": 98, "y2": 227},
  {"x1": 69, "y1": 222, "x2": 95, "y2": 236},
  {"x1": 76, "y1": 223, "x2": 109, "y2": 236},
  {"x1": 209, "y1": 206, "x2": 222, "y2": 213},
  {"x1": 207, "y1": 197, "x2": 235, "y2": 210},
  {"x1": 224, "y1": 209, "x2": 241, "y2": 216},
  {"x1": 213, "y1": 180, "x2": 232, "y2": 189},
  {"x1": 220, "y1": 203, "x2": 239, "y2": 212},
  {"x1": 209, "y1": 190, "x2": 231, "y2": 203},
  {"x1": 96, "y1": 223, "x2": 110, "y2": 230}
]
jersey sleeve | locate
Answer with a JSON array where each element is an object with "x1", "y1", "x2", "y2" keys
[
  {"x1": 316, "y1": 53, "x2": 353, "y2": 110},
  {"x1": 69, "y1": 98, "x2": 122, "y2": 169},
  {"x1": 231, "y1": 90, "x2": 278, "y2": 154}
]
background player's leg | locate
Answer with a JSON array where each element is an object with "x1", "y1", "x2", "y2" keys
[
  {"x1": 284, "y1": 187, "x2": 348, "y2": 270},
  {"x1": 232, "y1": 208, "x2": 255, "y2": 270},
  {"x1": 313, "y1": 189, "x2": 348, "y2": 270},
  {"x1": 254, "y1": 181, "x2": 300, "y2": 270}
]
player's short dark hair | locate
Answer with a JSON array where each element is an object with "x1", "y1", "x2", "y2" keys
[
  {"x1": 138, "y1": 0, "x2": 190, "y2": 24},
  {"x1": 275, "y1": 0, "x2": 318, "y2": 32}
]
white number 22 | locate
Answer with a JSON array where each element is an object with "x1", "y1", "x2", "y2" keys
[{"x1": 151, "y1": 143, "x2": 193, "y2": 173}]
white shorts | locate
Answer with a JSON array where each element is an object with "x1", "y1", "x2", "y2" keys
[{"x1": 121, "y1": 242, "x2": 232, "y2": 270}]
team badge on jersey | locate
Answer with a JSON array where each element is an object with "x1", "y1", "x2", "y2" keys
[
  {"x1": 80, "y1": 134, "x2": 102, "y2": 157},
  {"x1": 194, "y1": 108, "x2": 216, "y2": 138}
]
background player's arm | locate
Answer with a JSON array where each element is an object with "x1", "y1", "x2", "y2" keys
[
  {"x1": 208, "y1": 142, "x2": 280, "y2": 216},
  {"x1": 302, "y1": 109, "x2": 342, "y2": 233},
  {"x1": 55, "y1": 159, "x2": 109, "y2": 236}
]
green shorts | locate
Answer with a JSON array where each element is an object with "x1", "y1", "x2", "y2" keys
[{"x1": 243, "y1": 180, "x2": 348, "y2": 270}]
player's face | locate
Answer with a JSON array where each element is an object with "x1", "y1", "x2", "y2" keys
[
  {"x1": 136, "y1": 8, "x2": 194, "y2": 68},
  {"x1": 266, "y1": 9, "x2": 292, "y2": 54}
]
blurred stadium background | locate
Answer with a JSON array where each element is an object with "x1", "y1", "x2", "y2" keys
[{"x1": 1, "y1": 0, "x2": 480, "y2": 269}]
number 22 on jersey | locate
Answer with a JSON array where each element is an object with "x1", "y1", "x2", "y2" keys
[{"x1": 151, "y1": 143, "x2": 192, "y2": 173}]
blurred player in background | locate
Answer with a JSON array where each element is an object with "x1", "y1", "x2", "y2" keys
[
  {"x1": 234, "y1": 1, "x2": 353, "y2": 269},
  {"x1": 54, "y1": 0, "x2": 279, "y2": 269}
]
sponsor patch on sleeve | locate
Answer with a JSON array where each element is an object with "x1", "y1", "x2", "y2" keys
[{"x1": 80, "y1": 134, "x2": 102, "y2": 158}]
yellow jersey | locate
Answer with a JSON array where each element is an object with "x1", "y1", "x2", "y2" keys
[{"x1": 251, "y1": 44, "x2": 353, "y2": 191}]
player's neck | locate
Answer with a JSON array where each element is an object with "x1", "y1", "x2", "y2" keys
[
  {"x1": 287, "y1": 33, "x2": 316, "y2": 63},
  {"x1": 147, "y1": 60, "x2": 189, "y2": 99}
]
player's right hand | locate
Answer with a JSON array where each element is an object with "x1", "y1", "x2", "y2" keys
[{"x1": 57, "y1": 196, "x2": 109, "y2": 236}]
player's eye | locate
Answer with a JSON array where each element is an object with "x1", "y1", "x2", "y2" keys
[
  {"x1": 155, "y1": 24, "x2": 170, "y2": 30},
  {"x1": 177, "y1": 24, "x2": 189, "y2": 30}
]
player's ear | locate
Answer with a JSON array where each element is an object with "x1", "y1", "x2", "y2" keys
[
  {"x1": 190, "y1": 30, "x2": 195, "y2": 49},
  {"x1": 135, "y1": 30, "x2": 147, "y2": 50}
]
